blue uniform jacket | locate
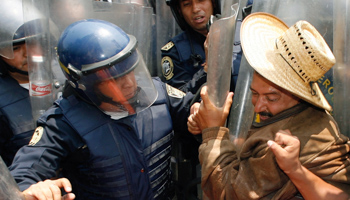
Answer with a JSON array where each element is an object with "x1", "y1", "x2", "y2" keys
[
  {"x1": 0, "y1": 73, "x2": 35, "y2": 166},
  {"x1": 10, "y1": 78, "x2": 194, "y2": 200},
  {"x1": 161, "y1": 25, "x2": 244, "y2": 94},
  {"x1": 161, "y1": 29, "x2": 207, "y2": 93}
]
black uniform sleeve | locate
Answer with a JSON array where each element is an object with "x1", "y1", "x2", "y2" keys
[
  {"x1": 0, "y1": 111, "x2": 13, "y2": 166},
  {"x1": 157, "y1": 80, "x2": 194, "y2": 135}
]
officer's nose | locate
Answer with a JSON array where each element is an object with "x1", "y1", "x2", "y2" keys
[
  {"x1": 22, "y1": 45, "x2": 27, "y2": 57},
  {"x1": 120, "y1": 73, "x2": 135, "y2": 88},
  {"x1": 192, "y1": 1, "x2": 201, "y2": 13}
]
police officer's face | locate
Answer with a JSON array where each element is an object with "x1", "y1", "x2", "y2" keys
[
  {"x1": 97, "y1": 70, "x2": 138, "y2": 103},
  {"x1": 179, "y1": 0, "x2": 213, "y2": 36},
  {"x1": 250, "y1": 72, "x2": 300, "y2": 121},
  {"x1": 1, "y1": 43, "x2": 28, "y2": 72}
]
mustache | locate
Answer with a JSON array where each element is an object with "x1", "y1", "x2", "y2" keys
[{"x1": 259, "y1": 111, "x2": 273, "y2": 118}]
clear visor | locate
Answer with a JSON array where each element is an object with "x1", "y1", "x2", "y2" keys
[{"x1": 79, "y1": 50, "x2": 158, "y2": 120}]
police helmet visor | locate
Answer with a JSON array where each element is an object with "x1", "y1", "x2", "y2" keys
[{"x1": 77, "y1": 50, "x2": 158, "y2": 120}]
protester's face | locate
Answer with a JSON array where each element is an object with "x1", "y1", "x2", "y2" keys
[
  {"x1": 1, "y1": 43, "x2": 28, "y2": 72},
  {"x1": 179, "y1": 0, "x2": 213, "y2": 36},
  {"x1": 250, "y1": 72, "x2": 300, "y2": 121},
  {"x1": 97, "y1": 70, "x2": 138, "y2": 103}
]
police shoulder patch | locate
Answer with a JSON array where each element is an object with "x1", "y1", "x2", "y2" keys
[
  {"x1": 161, "y1": 41, "x2": 174, "y2": 51},
  {"x1": 29, "y1": 126, "x2": 44, "y2": 146},
  {"x1": 162, "y1": 56, "x2": 174, "y2": 80},
  {"x1": 166, "y1": 84, "x2": 185, "y2": 98}
]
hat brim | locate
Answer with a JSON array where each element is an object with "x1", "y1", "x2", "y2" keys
[{"x1": 241, "y1": 12, "x2": 332, "y2": 111}]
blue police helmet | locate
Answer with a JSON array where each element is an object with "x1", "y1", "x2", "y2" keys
[
  {"x1": 57, "y1": 19, "x2": 158, "y2": 119},
  {"x1": 57, "y1": 19, "x2": 138, "y2": 81}
]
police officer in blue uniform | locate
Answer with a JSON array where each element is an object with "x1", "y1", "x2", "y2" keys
[
  {"x1": 161, "y1": 2, "x2": 220, "y2": 198},
  {"x1": 10, "y1": 19, "x2": 194, "y2": 200},
  {"x1": 161, "y1": 0, "x2": 221, "y2": 94},
  {"x1": 0, "y1": 1, "x2": 40, "y2": 167}
]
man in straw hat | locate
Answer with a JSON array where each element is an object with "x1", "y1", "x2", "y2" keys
[{"x1": 187, "y1": 12, "x2": 350, "y2": 199}]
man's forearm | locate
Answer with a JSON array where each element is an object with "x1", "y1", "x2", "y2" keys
[{"x1": 286, "y1": 165, "x2": 348, "y2": 200}]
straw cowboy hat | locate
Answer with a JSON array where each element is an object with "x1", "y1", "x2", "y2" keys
[{"x1": 241, "y1": 12, "x2": 335, "y2": 111}]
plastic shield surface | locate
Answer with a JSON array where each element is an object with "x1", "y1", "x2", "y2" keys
[
  {"x1": 0, "y1": 0, "x2": 42, "y2": 59},
  {"x1": 48, "y1": 0, "x2": 153, "y2": 70},
  {"x1": 0, "y1": 0, "x2": 23, "y2": 59},
  {"x1": 207, "y1": 4, "x2": 238, "y2": 107},
  {"x1": 0, "y1": 157, "x2": 24, "y2": 200},
  {"x1": 21, "y1": 0, "x2": 54, "y2": 121},
  {"x1": 221, "y1": 0, "x2": 240, "y2": 18},
  {"x1": 228, "y1": 0, "x2": 334, "y2": 149},
  {"x1": 333, "y1": 1, "x2": 350, "y2": 137}
]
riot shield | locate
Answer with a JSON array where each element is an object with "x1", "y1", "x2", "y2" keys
[
  {"x1": 0, "y1": 157, "x2": 24, "y2": 200},
  {"x1": 0, "y1": 0, "x2": 41, "y2": 59},
  {"x1": 221, "y1": 0, "x2": 240, "y2": 18},
  {"x1": 228, "y1": 0, "x2": 334, "y2": 150},
  {"x1": 92, "y1": 2, "x2": 154, "y2": 72},
  {"x1": 226, "y1": 0, "x2": 253, "y2": 149},
  {"x1": 207, "y1": 3, "x2": 238, "y2": 107},
  {"x1": 50, "y1": 0, "x2": 154, "y2": 70},
  {"x1": 22, "y1": 0, "x2": 55, "y2": 121},
  {"x1": 333, "y1": 1, "x2": 350, "y2": 137}
]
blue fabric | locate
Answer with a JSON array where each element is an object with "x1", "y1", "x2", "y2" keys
[
  {"x1": 10, "y1": 78, "x2": 193, "y2": 200},
  {"x1": 0, "y1": 72, "x2": 35, "y2": 166},
  {"x1": 161, "y1": 25, "x2": 244, "y2": 93},
  {"x1": 161, "y1": 29, "x2": 206, "y2": 93}
]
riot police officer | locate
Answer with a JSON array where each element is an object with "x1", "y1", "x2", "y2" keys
[
  {"x1": 10, "y1": 19, "x2": 194, "y2": 200},
  {"x1": 161, "y1": 0, "x2": 220, "y2": 94}
]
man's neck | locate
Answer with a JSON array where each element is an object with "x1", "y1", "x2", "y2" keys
[{"x1": 9, "y1": 71, "x2": 29, "y2": 84}]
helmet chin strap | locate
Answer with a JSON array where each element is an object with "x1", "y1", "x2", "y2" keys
[{"x1": 0, "y1": 58, "x2": 28, "y2": 76}]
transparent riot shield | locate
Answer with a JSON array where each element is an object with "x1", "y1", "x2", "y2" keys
[
  {"x1": 228, "y1": 0, "x2": 334, "y2": 150},
  {"x1": 227, "y1": 0, "x2": 253, "y2": 149},
  {"x1": 207, "y1": 4, "x2": 238, "y2": 107},
  {"x1": 221, "y1": 0, "x2": 240, "y2": 18},
  {"x1": 49, "y1": 0, "x2": 154, "y2": 72},
  {"x1": 0, "y1": 0, "x2": 28, "y2": 59},
  {"x1": 0, "y1": 157, "x2": 24, "y2": 200},
  {"x1": 21, "y1": 0, "x2": 54, "y2": 122},
  {"x1": 333, "y1": 1, "x2": 350, "y2": 137},
  {"x1": 91, "y1": 2, "x2": 154, "y2": 72}
]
